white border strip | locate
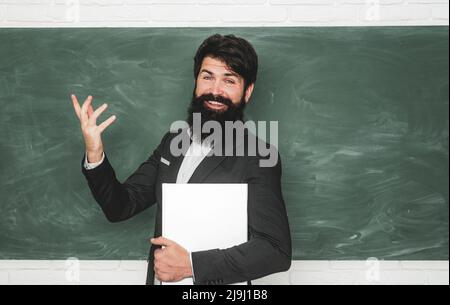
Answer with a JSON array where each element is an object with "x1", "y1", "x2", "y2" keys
[
  {"x1": 0, "y1": 260, "x2": 448, "y2": 285},
  {"x1": 0, "y1": 22, "x2": 448, "y2": 28}
]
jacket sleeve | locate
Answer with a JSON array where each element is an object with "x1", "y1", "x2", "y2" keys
[
  {"x1": 191, "y1": 153, "x2": 292, "y2": 285},
  {"x1": 81, "y1": 132, "x2": 170, "y2": 223}
]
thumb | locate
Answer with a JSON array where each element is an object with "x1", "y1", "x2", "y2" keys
[{"x1": 150, "y1": 236, "x2": 174, "y2": 247}]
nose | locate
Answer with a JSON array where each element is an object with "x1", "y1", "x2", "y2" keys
[{"x1": 210, "y1": 79, "x2": 224, "y2": 97}]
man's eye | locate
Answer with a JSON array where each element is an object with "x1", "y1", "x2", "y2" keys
[
  {"x1": 225, "y1": 79, "x2": 235, "y2": 84},
  {"x1": 203, "y1": 76, "x2": 212, "y2": 80}
]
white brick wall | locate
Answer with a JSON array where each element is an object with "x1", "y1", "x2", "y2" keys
[
  {"x1": 0, "y1": 260, "x2": 448, "y2": 285},
  {"x1": 0, "y1": 0, "x2": 448, "y2": 26},
  {"x1": 0, "y1": 0, "x2": 448, "y2": 285}
]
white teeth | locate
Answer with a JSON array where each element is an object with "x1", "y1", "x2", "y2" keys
[{"x1": 208, "y1": 101, "x2": 224, "y2": 106}]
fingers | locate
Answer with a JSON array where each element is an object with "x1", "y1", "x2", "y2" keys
[
  {"x1": 154, "y1": 248, "x2": 163, "y2": 259},
  {"x1": 98, "y1": 114, "x2": 116, "y2": 133},
  {"x1": 89, "y1": 103, "x2": 108, "y2": 124},
  {"x1": 155, "y1": 270, "x2": 172, "y2": 282},
  {"x1": 88, "y1": 104, "x2": 94, "y2": 117},
  {"x1": 72, "y1": 94, "x2": 116, "y2": 132},
  {"x1": 151, "y1": 236, "x2": 174, "y2": 247},
  {"x1": 154, "y1": 259, "x2": 171, "y2": 271},
  {"x1": 154, "y1": 261, "x2": 171, "y2": 274},
  {"x1": 154, "y1": 260, "x2": 172, "y2": 282},
  {"x1": 71, "y1": 94, "x2": 81, "y2": 120},
  {"x1": 80, "y1": 95, "x2": 93, "y2": 124}
]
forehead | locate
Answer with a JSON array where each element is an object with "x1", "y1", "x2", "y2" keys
[{"x1": 200, "y1": 56, "x2": 238, "y2": 76}]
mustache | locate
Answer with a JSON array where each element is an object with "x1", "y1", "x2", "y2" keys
[
  {"x1": 195, "y1": 93, "x2": 234, "y2": 108},
  {"x1": 187, "y1": 90, "x2": 247, "y2": 141}
]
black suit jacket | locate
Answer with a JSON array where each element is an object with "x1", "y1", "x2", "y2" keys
[{"x1": 81, "y1": 130, "x2": 292, "y2": 285}]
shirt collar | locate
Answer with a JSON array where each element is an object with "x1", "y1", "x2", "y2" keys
[{"x1": 187, "y1": 127, "x2": 214, "y2": 148}]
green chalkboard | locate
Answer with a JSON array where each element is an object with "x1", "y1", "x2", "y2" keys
[{"x1": 0, "y1": 27, "x2": 448, "y2": 260}]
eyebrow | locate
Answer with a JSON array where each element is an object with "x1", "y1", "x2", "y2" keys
[{"x1": 200, "y1": 69, "x2": 240, "y2": 79}]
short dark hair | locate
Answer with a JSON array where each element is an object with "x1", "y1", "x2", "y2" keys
[{"x1": 193, "y1": 34, "x2": 258, "y2": 90}]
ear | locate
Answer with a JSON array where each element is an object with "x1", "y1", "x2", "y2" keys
[{"x1": 244, "y1": 83, "x2": 255, "y2": 104}]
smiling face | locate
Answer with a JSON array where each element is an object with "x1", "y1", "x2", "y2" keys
[
  {"x1": 187, "y1": 56, "x2": 255, "y2": 140},
  {"x1": 195, "y1": 56, "x2": 254, "y2": 112}
]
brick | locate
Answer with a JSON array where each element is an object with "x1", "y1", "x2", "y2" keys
[
  {"x1": 290, "y1": 270, "x2": 360, "y2": 285},
  {"x1": 50, "y1": 260, "x2": 120, "y2": 270},
  {"x1": 119, "y1": 260, "x2": 147, "y2": 271},
  {"x1": 48, "y1": 4, "x2": 80, "y2": 22},
  {"x1": 3, "y1": 0, "x2": 52, "y2": 4},
  {"x1": 400, "y1": 261, "x2": 449, "y2": 270},
  {"x1": 150, "y1": 5, "x2": 218, "y2": 22},
  {"x1": 291, "y1": 260, "x2": 330, "y2": 271},
  {"x1": 291, "y1": 5, "x2": 358, "y2": 22},
  {"x1": 9, "y1": 270, "x2": 67, "y2": 285},
  {"x1": 0, "y1": 260, "x2": 51, "y2": 270},
  {"x1": 55, "y1": 0, "x2": 124, "y2": 5},
  {"x1": 432, "y1": 5, "x2": 449, "y2": 20},
  {"x1": 5, "y1": 4, "x2": 48, "y2": 21},
  {"x1": 220, "y1": 6, "x2": 288, "y2": 23},
  {"x1": 339, "y1": 0, "x2": 402, "y2": 4},
  {"x1": 199, "y1": 0, "x2": 266, "y2": 4},
  {"x1": 378, "y1": 5, "x2": 432, "y2": 21},
  {"x1": 79, "y1": 260, "x2": 121, "y2": 270},
  {"x1": 253, "y1": 270, "x2": 290, "y2": 284},
  {"x1": 408, "y1": 0, "x2": 449, "y2": 3},
  {"x1": 79, "y1": 270, "x2": 147, "y2": 285},
  {"x1": 329, "y1": 260, "x2": 402, "y2": 270},
  {"x1": 0, "y1": 272, "x2": 9, "y2": 285},
  {"x1": 79, "y1": 5, "x2": 148, "y2": 21},
  {"x1": 377, "y1": 270, "x2": 429, "y2": 285},
  {"x1": 125, "y1": 0, "x2": 196, "y2": 4},
  {"x1": 330, "y1": 260, "x2": 364, "y2": 270},
  {"x1": 428, "y1": 271, "x2": 450, "y2": 285},
  {"x1": 270, "y1": 0, "x2": 333, "y2": 4},
  {"x1": 78, "y1": 0, "x2": 125, "y2": 5}
]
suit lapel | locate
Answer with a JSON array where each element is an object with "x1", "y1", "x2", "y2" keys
[
  {"x1": 162, "y1": 131, "x2": 189, "y2": 183},
  {"x1": 188, "y1": 155, "x2": 227, "y2": 183},
  {"x1": 164, "y1": 154, "x2": 184, "y2": 183},
  {"x1": 188, "y1": 128, "x2": 249, "y2": 183},
  {"x1": 162, "y1": 128, "x2": 230, "y2": 183}
]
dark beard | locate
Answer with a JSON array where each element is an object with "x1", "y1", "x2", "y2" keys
[{"x1": 187, "y1": 91, "x2": 246, "y2": 141}]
